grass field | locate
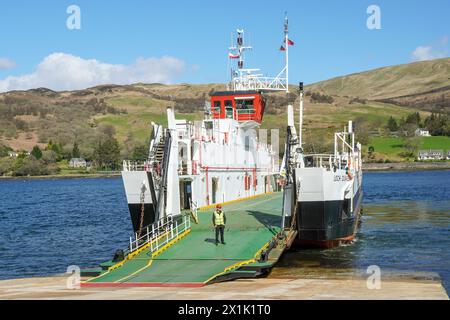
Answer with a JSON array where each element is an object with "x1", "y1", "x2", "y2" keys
[
  {"x1": 370, "y1": 136, "x2": 450, "y2": 159},
  {"x1": 420, "y1": 136, "x2": 450, "y2": 150}
]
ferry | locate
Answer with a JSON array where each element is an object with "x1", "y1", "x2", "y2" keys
[{"x1": 281, "y1": 84, "x2": 363, "y2": 248}]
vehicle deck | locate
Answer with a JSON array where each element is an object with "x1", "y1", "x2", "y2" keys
[{"x1": 83, "y1": 192, "x2": 284, "y2": 287}]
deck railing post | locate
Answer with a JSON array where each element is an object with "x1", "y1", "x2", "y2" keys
[
  {"x1": 129, "y1": 236, "x2": 133, "y2": 251},
  {"x1": 147, "y1": 226, "x2": 150, "y2": 242}
]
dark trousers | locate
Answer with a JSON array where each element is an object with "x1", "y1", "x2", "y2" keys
[{"x1": 215, "y1": 225, "x2": 225, "y2": 243}]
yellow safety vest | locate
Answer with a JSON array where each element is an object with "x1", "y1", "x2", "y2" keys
[{"x1": 214, "y1": 210, "x2": 225, "y2": 226}]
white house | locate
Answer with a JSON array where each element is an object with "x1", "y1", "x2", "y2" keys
[
  {"x1": 417, "y1": 150, "x2": 444, "y2": 161},
  {"x1": 415, "y1": 128, "x2": 431, "y2": 137},
  {"x1": 447, "y1": 151, "x2": 450, "y2": 160},
  {"x1": 69, "y1": 158, "x2": 87, "y2": 168}
]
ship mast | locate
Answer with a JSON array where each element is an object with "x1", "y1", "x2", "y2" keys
[
  {"x1": 227, "y1": 15, "x2": 291, "y2": 92},
  {"x1": 284, "y1": 14, "x2": 289, "y2": 93}
]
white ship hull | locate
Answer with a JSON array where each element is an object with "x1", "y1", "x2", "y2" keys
[{"x1": 294, "y1": 165, "x2": 362, "y2": 244}]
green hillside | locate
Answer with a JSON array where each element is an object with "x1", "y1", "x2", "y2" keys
[
  {"x1": 307, "y1": 57, "x2": 450, "y2": 100},
  {"x1": 1, "y1": 58, "x2": 450, "y2": 177}
]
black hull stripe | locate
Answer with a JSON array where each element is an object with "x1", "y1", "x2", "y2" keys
[
  {"x1": 296, "y1": 187, "x2": 362, "y2": 241},
  {"x1": 128, "y1": 204, "x2": 156, "y2": 234}
]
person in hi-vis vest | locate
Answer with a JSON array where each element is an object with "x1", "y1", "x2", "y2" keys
[{"x1": 212, "y1": 204, "x2": 227, "y2": 245}]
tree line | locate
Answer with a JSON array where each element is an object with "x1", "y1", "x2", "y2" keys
[
  {"x1": 386, "y1": 112, "x2": 450, "y2": 136},
  {"x1": 0, "y1": 135, "x2": 149, "y2": 176}
]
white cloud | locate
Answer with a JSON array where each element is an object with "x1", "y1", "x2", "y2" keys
[
  {"x1": 411, "y1": 37, "x2": 449, "y2": 61},
  {"x1": 0, "y1": 53, "x2": 186, "y2": 92},
  {"x1": 411, "y1": 46, "x2": 436, "y2": 61},
  {"x1": 0, "y1": 58, "x2": 16, "y2": 70}
]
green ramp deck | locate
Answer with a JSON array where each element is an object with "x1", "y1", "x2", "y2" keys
[{"x1": 83, "y1": 192, "x2": 283, "y2": 287}]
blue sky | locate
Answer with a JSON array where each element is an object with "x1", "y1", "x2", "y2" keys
[{"x1": 0, "y1": 0, "x2": 449, "y2": 91}]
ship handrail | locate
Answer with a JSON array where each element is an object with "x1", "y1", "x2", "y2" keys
[
  {"x1": 128, "y1": 214, "x2": 191, "y2": 255},
  {"x1": 303, "y1": 153, "x2": 360, "y2": 171},
  {"x1": 231, "y1": 75, "x2": 287, "y2": 92},
  {"x1": 122, "y1": 160, "x2": 151, "y2": 172}
]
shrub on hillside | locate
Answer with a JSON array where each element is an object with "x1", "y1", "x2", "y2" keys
[
  {"x1": 386, "y1": 116, "x2": 399, "y2": 132},
  {"x1": 424, "y1": 113, "x2": 450, "y2": 136},
  {"x1": 0, "y1": 157, "x2": 14, "y2": 176},
  {"x1": 310, "y1": 92, "x2": 334, "y2": 104},
  {"x1": 12, "y1": 157, "x2": 59, "y2": 176},
  {"x1": 0, "y1": 143, "x2": 13, "y2": 157},
  {"x1": 93, "y1": 136, "x2": 121, "y2": 170},
  {"x1": 349, "y1": 97, "x2": 367, "y2": 104}
]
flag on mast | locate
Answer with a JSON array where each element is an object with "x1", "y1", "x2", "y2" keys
[
  {"x1": 287, "y1": 39, "x2": 294, "y2": 46},
  {"x1": 279, "y1": 45, "x2": 286, "y2": 51},
  {"x1": 228, "y1": 52, "x2": 240, "y2": 59}
]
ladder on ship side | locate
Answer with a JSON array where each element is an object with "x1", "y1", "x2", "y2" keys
[
  {"x1": 134, "y1": 129, "x2": 173, "y2": 241},
  {"x1": 153, "y1": 137, "x2": 165, "y2": 163}
]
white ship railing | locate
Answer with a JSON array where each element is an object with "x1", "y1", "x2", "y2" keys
[
  {"x1": 304, "y1": 153, "x2": 359, "y2": 171},
  {"x1": 236, "y1": 108, "x2": 256, "y2": 116},
  {"x1": 231, "y1": 75, "x2": 287, "y2": 92},
  {"x1": 122, "y1": 160, "x2": 150, "y2": 172},
  {"x1": 128, "y1": 214, "x2": 191, "y2": 254}
]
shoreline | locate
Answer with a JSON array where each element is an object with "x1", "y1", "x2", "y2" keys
[
  {"x1": 1, "y1": 163, "x2": 449, "y2": 180},
  {"x1": 363, "y1": 161, "x2": 450, "y2": 172},
  {"x1": 0, "y1": 172, "x2": 121, "y2": 181}
]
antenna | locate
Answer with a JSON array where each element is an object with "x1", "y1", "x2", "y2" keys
[
  {"x1": 284, "y1": 13, "x2": 289, "y2": 93},
  {"x1": 299, "y1": 82, "x2": 304, "y2": 147},
  {"x1": 227, "y1": 15, "x2": 292, "y2": 92}
]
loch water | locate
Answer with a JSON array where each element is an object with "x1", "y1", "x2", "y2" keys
[{"x1": 0, "y1": 171, "x2": 449, "y2": 291}]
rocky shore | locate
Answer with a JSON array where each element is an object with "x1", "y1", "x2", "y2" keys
[{"x1": 363, "y1": 161, "x2": 450, "y2": 172}]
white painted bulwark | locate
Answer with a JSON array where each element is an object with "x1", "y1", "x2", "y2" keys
[{"x1": 121, "y1": 171, "x2": 153, "y2": 205}]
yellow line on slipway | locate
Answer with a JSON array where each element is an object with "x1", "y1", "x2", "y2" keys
[
  {"x1": 201, "y1": 193, "x2": 282, "y2": 284},
  {"x1": 85, "y1": 193, "x2": 280, "y2": 285},
  {"x1": 198, "y1": 192, "x2": 274, "y2": 212},
  {"x1": 203, "y1": 234, "x2": 276, "y2": 284},
  {"x1": 83, "y1": 229, "x2": 191, "y2": 284},
  {"x1": 113, "y1": 229, "x2": 191, "y2": 283},
  {"x1": 226, "y1": 194, "x2": 280, "y2": 213}
]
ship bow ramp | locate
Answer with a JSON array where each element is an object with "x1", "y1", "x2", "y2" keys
[{"x1": 83, "y1": 192, "x2": 283, "y2": 287}]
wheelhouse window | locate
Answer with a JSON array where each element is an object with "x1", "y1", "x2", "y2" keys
[
  {"x1": 213, "y1": 100, "x2": 221, "y2": 114},
  {"x1": 235, "y1": 98, "x2": 255, "y2": 115},
  {"x1": 204, "y1": 121, "x2": 213, "y2": 130},
  {"x1": 225, "y1": 100, "x2": 233, "y2": 119},
  {"x1": 204, "y1": 120, "x2": 214, "y2": 137}
]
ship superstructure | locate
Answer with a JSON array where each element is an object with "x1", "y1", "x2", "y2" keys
[{"x1": 121, "y1": 19, "x2": 293, "y2": 236}]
